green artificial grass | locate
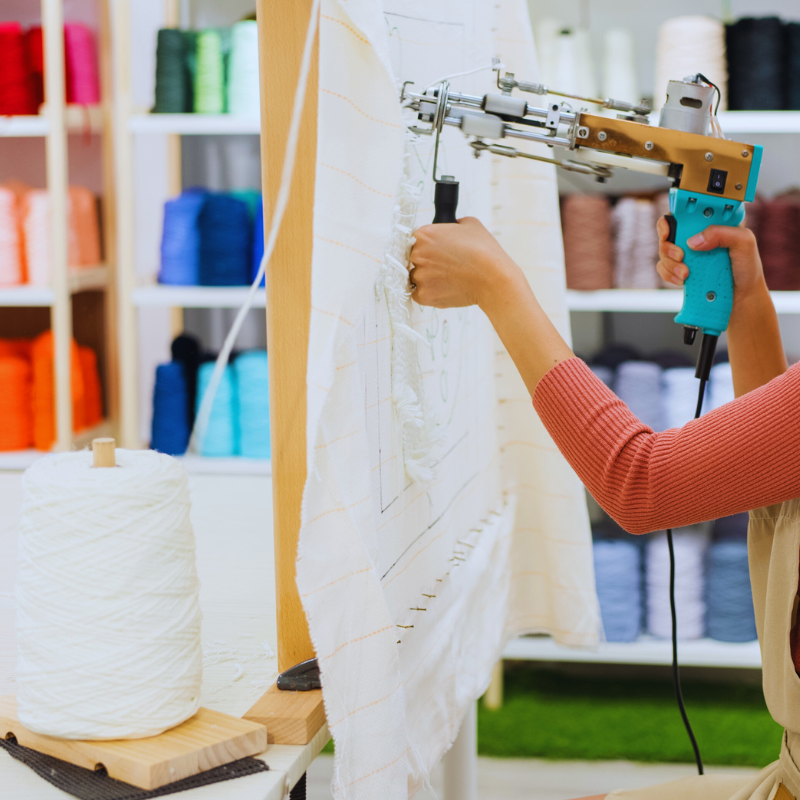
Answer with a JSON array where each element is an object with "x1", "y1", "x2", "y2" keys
[{"x1": 477, "y1": 667, "x2": 781, "y2": 767}]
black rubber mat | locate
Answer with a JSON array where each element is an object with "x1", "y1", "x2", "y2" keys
[{"x1": 0, "y1": 735, "x2": 269, "y2": 799}]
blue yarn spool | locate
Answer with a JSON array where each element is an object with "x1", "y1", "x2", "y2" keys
[
  {"x1": 707, "y1": 540, "x2": 757, "y2": 642},
  {"x1": 616, "y1": 361, "x2": 664, "y2": 432},
  {"x1": 252, "y1": 194, "x2": 264, "y2": 286},
  {"x1": 235, "y1": 350, "x2": 270, "y2": 459},
  {"x1": 593, "y1": 538, "x2": 642, "y2": 643},
  {"x1": 195, "y1": 361, "x2": 239, "y2": 456},
  {"x1": 198, "y1": 194, "x2": 251, "y2": 286},
  {"x1": 159, "y1": 190, "x2": 206, "y2": 285},
  {"x1": 151, "y1": 362, "x2": 191, "y2": 456}
]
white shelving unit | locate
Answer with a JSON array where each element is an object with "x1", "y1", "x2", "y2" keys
[
  {"x1": 113, "y1": 0, "x2": 267, "y2": 474},
  {"x1": 0, "y1": 1, "x2": 117, "y2": 470},
  {"x1": 504, "y1": 635, "x2": 761, "y2": 669},
  {"x1": 567, "y1": 289, "x2": 800, "y2": 315},
  {"x1": 132, "y1": 284, "x2": 266, "y2": 308}
]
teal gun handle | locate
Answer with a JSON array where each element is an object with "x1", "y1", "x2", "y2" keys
[{"x1": 669, "y1": 189, "x2": 745, "y2": 337}]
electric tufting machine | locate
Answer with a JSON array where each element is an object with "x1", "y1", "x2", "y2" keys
[
  {"x1": 401, "y1": 70, "x2": 763, "y2": 388},
  {"x1": 403, "y1": 70, "x2": 764, "y2": 775}
]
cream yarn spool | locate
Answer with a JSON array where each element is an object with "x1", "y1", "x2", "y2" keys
[
  {"x1": 603, "y1": 29, "x2": 639, "y2": 106},
  {"x1": 15, "y1": 444, "x2": 203, "y2": 740},
  {"x1": 654, "y1": 16, "x2": 727, "y2": 112}
]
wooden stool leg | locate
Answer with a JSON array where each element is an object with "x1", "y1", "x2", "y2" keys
[{"x1": 484, "y1": 660, "x2": 504, "y2": 710}]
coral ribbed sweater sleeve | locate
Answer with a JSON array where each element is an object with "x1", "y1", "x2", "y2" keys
[{"x1": 533, "y1": 357, "x2": 800, "y2": 534}]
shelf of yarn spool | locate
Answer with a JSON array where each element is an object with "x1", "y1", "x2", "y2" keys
[
  {"x1": 177, "y1": 454, "x2": 271, "y2": 475},
  {"x1": 504, "y1": 635, "x2": 762, "y2": 669},
  {"x1": 567, "y1": 289, "x2": 800, "y2": 315},
  {"x1": 131, "y1": 284, "x2": 266, "y2": 308},
  {"x1": 715, "y1": 111, "x2": 800, "y2": 135},
  {"x1": 0, "y1": 106, "x2": 104, "y2": 138},
  {"x1": 0, "y1": 266, "x2": 109, "y2": 307},
  {"x1": 128, "y1": 114, "x2": 260, "y2": 136},
  {"x1": 0, "y1": 421, "x2": 113, "y2": 472}
]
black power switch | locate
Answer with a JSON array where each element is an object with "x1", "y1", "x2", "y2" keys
[{"x1": 707, "y1": 168, "x2": 728, "y2": 194}]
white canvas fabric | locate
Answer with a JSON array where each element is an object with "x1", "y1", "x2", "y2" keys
[{"x1": 296, "y1": 2, "x2": 599, "y2": 798}]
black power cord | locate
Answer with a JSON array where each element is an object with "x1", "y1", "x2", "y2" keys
[{"x1": 665, "y1": 330, "x2": 719, "y2": 776}]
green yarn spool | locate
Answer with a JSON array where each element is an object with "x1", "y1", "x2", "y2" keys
[
  {"x1": 153, "y1": 29, "x2": 186, "y2": 113},
  {"x1": 194, "y1": 29, "x2": 225, "y2": 113}
]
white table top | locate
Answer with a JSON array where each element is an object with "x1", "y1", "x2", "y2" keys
[{"x1": 0, "y1": 471, "x2": 328, "y2": 798}]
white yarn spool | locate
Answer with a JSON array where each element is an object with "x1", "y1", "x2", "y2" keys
[
  {"x1": 0, "y1": 187, "x2": 22, "y2": 286},
  {"x1": 15, "y1": 449, "x2": 203, "y2": 740},
  {"x1": 603, "y1": 29, "x2": 638, "y2": 106},
  {"x1": 646, "y1": 525, "x2": 709, "y2": 640},
  {"x1": 534, "y1": 19, "x2": 562, "y2": 87},
  {"x1": 654, "y1": 16, "x2": 727, "y2": 112},
  {"x1": 228, "y1": 21, "x2": 260, "y2": 117},
  {"x1": 612, "y1": 198, "x2": 660, "y2": 289}
]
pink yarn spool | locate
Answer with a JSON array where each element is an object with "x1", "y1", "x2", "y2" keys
[
  {"x1": 0, "y1": 188, "x2": 23, "y2": 287},
  {"x1": 69, "y1": 186, "x2": 101, "y2": 266},
  {"x1": 64, "y1": 24, "x2": 100, "y2": 105},
  {"x1": 21, "y1": 189, "x2": 81, "y2": 286}
]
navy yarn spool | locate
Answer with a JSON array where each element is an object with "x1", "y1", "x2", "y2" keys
[
  {"x1": 171, "y1": 333, "x2": 202, "y2": 426},
  {"x1": 198, "y1": 194, "x2": 251, "y2": 286},
  {"x1": 235, "y1": 350, "x2": 270, "y2": 459},
  {"x1": 594, "y1": 538, "x2": 642, "y2": 643},
  {"x1": 159, "y1": 190, "x2": 206, "y2": 285},
  {"x1": 713, "y1": 512, "x2": 749, "y2": 542},
  {"x1": 591, "y1": 345, "x2": 640, "y2": 371},
  {"x1": 707, "y1": 540, "x2": 756, "y2": 642},
  {"x1": 726, "y1": 18, "x2": 786, "y2": 110},
  {"x1": 589, "y1": 364, "x2": 614, "y2": 389},
  {"x1": 153, "y1": 29, "x2": 188, "y2": 113},
  {"x1": 151, "y1": 362, "x2": 191, "y2": 456},
  {"x1": 787, "y1": 24, "x2": 800, "y2": 110},
  {"x1": 195, "y1": 361, "x2": 239, "y2": 456},
  {"x1": 252, "y1": 194, "x2": 265, "y2": 286}
]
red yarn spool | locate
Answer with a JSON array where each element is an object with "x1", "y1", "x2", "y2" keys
[
  {"x1": 758, "y1": 197, "x2": 800, "y2": 291},
  {"x1": 0, "y1": 22, "x2": 37, "y2": 115}
]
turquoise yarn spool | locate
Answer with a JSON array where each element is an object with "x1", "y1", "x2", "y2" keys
[
  {"x1": 195, "y1": 361, "x2": 239, "y2": 456},
  {"x1": 228, "y1": 21, "x2": 260, "y2": 116},
  {"x1": 194, "y1": 29, "x2": 224, "y2": 113},
  {"x1": 235, "y1": 351, "x2": 270, "y2": 459}
]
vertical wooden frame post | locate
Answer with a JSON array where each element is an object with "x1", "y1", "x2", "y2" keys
[
  {"x1": 43, "y1": 0, "x2": 72, "y2": 450},
  {"x1": 256, "y1": 0, "x2": 318, "y2": 672}
]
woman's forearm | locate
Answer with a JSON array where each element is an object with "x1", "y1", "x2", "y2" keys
[
  {"x1": 727, "y1": 280, "x2": 788, "y2": 397},
  {"x1": 480, "y1": 269, "x2": 574, "y2": 396}
]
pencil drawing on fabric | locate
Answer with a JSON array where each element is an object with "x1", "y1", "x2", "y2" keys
[{"x1": 296, "y1": 1, "x2": 598, "y2": 798}]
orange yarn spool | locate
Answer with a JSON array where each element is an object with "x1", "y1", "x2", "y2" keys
[
  {"x1": 0, "y1": 357, "x2": 33, "y2": 451},
  {"x1": 31, "y1": 331, "x2": 85, "y2": 450},
  {"x1": 78, "y1": 345, "x2": 103, "y2": 427},
  {"x1": 70, "y1": 186, "x2": 101, "y2": 267}
]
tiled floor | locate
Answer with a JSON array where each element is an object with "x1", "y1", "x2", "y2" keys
[{"x1": 307, "y1": 755, "x2": 759, "y2": 799}]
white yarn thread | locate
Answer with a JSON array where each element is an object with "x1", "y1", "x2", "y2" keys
[
  {"x1": 654, "y1": 16, "x2": 727, "y2": 112},
  {"x1": 15, "y1": 449, "x2": 202, "y2": 740},
  {"x1": 377, "y1": 152, "x2": 441, "y2": 483},
  {"x1": 646, "y1": 525, "x2": 709, "y2": 640}
]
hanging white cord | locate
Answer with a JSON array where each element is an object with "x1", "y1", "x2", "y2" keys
[{"x1": 190, "y1": 0, "x2": 321, "y2": 453}]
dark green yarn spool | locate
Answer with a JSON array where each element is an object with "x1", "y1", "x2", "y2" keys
[{"x1": 153, "y1": 28, "x2": 187, "y2": 113}]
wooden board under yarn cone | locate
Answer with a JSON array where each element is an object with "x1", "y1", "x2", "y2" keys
[{"x1": 0, "y1": 696, "x2": 267, "y2": 791}]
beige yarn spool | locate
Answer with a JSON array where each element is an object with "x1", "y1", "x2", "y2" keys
[{"x1": 561, "y1": 194, "x2": 613, "y2": 291}]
